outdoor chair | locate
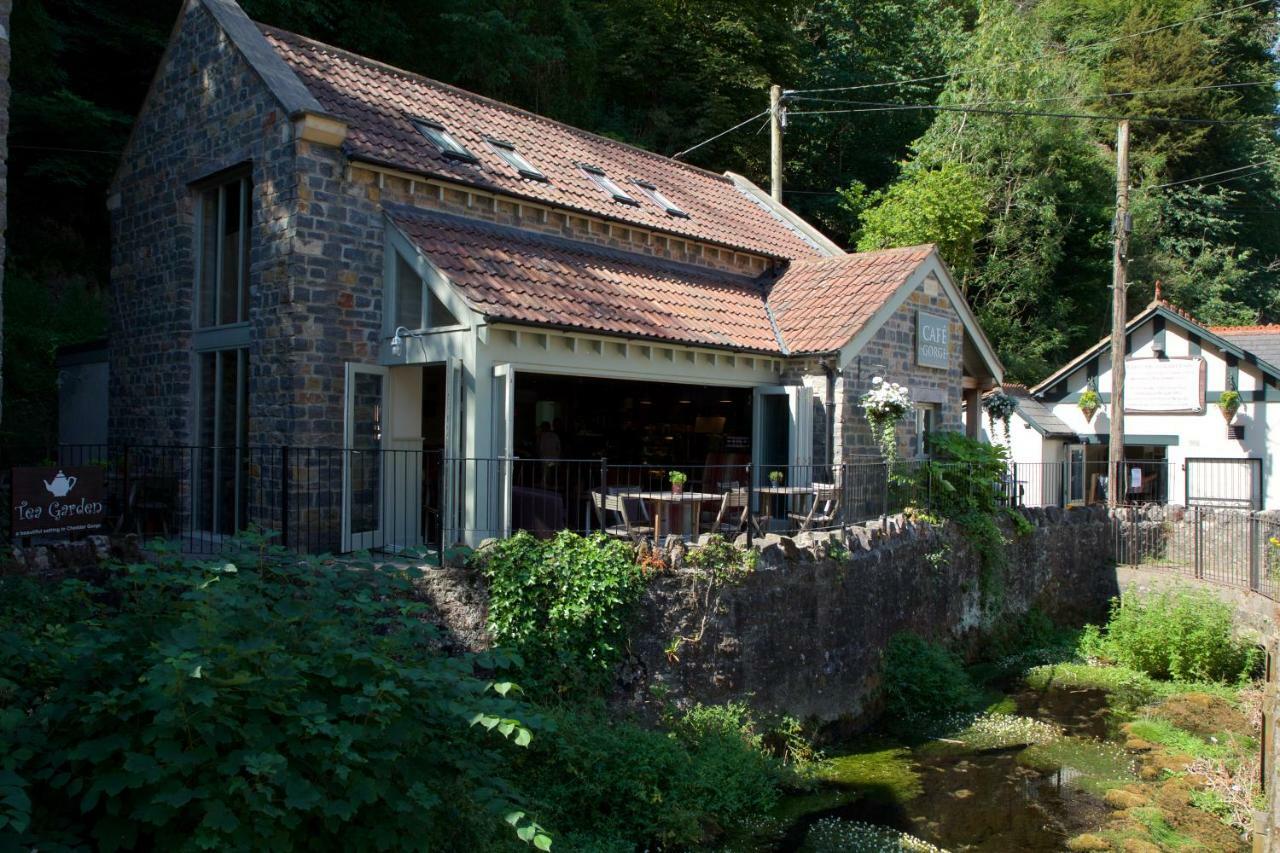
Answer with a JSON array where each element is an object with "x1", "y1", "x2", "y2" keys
[
  {"x1": 709, "y1": 487, "x2": 752, "y2": 537},
  {"x1": 789, "y1": 483, "x2": 841, "y2": 533},
  {"x1": 591, "y1": 490, "x2": 653, "y2": 542}
]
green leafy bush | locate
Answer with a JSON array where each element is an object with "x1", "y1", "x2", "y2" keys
[
  {"x1": 518, "y1": 701, "x2": 785, "y2": 851},
  {"x1": 903, "y1": 432, "x2": 1033, "y2": 603},
  {"x1": 478, "y1": 531, "x2": 647, "y2": 695},
  {"x1": 1086, "y1": 588, "x2": 1261, "y2": 683},
  {"x1": 880, "y1": 633, "x2": 982, "y2": 724},
  {"x1": 0, "y1": 542, "x2": 546, "y2": 850}
]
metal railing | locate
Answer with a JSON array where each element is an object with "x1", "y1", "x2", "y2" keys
[
  {"x1": 3, "y1": 445, "x2": 1265, "y2": 556},
  {"x1": 1112, "y1": 504, "x2": 1280, "y2": 602}
]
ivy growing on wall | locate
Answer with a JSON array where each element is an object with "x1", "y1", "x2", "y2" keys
[{"x1": 905, "y1": 432, "x2": 1033, "y2": 606}]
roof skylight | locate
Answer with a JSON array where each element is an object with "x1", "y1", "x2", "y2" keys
[
  {"x1": 633, "y1": 180, "x2": 688, "y2": 217},
  {"x1": 487, "y1": 139, "x2": 546, "y2": 181},
  {"x1": 579, "y1": 164, "x2": 638, "y2": 205},
  {"x1": 411, "y1": 119, "x2": 476, "y2": 162}
]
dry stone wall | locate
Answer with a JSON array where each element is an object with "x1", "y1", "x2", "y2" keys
[{"x1": 621, "y1": 506, "x2": 1116, "y2": 724}]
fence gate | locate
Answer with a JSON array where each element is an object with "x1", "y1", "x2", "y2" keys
[{"x1": 1184, "y1": 457, "x2": 1262, "y2": 510}]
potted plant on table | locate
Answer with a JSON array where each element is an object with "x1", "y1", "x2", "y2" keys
[
  {"x1": 668, "y1": 470, "x2": 688, "y2": 495},
  {"x1": 1219, "y1": 389, "x2": 1242, "y2": 422},
  {"x1": 769, "y1": 470, "x2": 784, "y2": 487}
]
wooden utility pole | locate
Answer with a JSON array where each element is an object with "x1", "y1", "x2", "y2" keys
[
  {"x1": 769, "y1": 84, "x2": 783, "y2": 202},
  {"x1": 1107, "y1": 119, "x2": 1131, "y2": 506}
]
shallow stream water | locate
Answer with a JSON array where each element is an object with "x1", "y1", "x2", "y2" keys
[{"x1": 758, "y1": 683, "x2": 1136, "y2": 852}]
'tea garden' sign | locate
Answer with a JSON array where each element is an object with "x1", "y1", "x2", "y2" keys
[
  {"x1": 11, "y1": 466, "x2": 107, "y2": 537},
  {"x1": 916, "y1": 311, "x2": 950, "y2": 369}
]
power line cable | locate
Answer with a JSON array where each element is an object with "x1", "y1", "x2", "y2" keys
[
  {"x1": 1148, "y1": 160, "x2": 1276, "y2": 189},
  {"x1": 785, "y1": 0, "x2": 1273, "y2": 96},
  {"x1": 670, "y1": 109, "x2": 770, "y2": 160},
  {"x1": 789, "y1": 79, "x2": 1280, "y2": 111},
  {"x1": 788, "y1": 99, "x2": 1278, "y2": 126}
]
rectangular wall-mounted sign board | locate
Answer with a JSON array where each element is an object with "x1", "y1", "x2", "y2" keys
[
  {"x1": 1124, "y1": 357, "x2": 1205, "y2": 414},
  {"x1": 916, "y1": 311, "x2": 950, "y2": 369}
]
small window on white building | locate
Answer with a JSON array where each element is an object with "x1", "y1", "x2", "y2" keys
[
  {"x1": 394, "y1": 252, "x2": 460, "y2": 331},
  {"x1": 914, "y1": 403, "x2": 938, "y2": 457}
]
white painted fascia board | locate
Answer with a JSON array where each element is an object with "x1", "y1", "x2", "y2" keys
[
  {"x1": 834, "y1": 251, "x2": 1004, "y2": 383},
  {"x1": 724, "y1": 171, "x2": 845, "y2": 258}
]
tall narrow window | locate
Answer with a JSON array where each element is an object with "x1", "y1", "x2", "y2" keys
[
  {"x1": 196, "y1": 173, "x2": 251, "y2": 328},
  {"x1": 195, "y1": 348, "x2": 250, "y2": 534},
  {"x1": 914, "y1": 403, "x2": 938, "y2": 457}
]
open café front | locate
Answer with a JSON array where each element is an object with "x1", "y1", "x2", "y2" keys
[{"x1": 498, "y1": 371, "x2": 819, "y2": 541}]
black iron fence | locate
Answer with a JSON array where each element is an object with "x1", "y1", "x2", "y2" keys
[{"x1": 2, "y1": 445, "x2": 1265, "y2": 557}]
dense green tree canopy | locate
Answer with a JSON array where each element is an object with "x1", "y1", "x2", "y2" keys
[{"x1": 4, "y1": 0, "x2": 1277, "y2": 437}]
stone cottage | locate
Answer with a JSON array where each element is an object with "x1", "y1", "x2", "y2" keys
[{"x1": 107, "y1": 0, "x2": 1003, "y2": 548}]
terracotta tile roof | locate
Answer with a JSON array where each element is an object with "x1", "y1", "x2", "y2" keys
[
  {"x1": 262, "y1": 26, "x2": 824, "y2": 261},
  {"x1": 388, "y1": 207, "x2": 782, "y2": 352},
  {"x1": 765, "y1": 245, "x2": 936, "y2": 354}
]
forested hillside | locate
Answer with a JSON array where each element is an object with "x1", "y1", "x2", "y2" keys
[{"x1": 5, "y1": 0, "x2": 1277, "y2": 439}]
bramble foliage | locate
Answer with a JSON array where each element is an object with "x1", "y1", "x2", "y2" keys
[
  {"x1": 685, "y1": 533, "x2": 758, "y2": 582},
  {"x1": 0, "y1": 539, "x2": 548, "y2": 850},
  {"x1": 1080, "y1": 588, "x2": 1261, "y2": 683},
  {"x1": 880, "y1": 633, "x2": 982, "y2": 724},
  {"x1": 517, "y1": 701, "x2": 787, "y2": 851},
  {"x1": 478, "y1": 531, "x2": 647, "y2": 694}
]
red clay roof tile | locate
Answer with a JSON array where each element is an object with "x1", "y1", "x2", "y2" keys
[
  {"x1": 388, "y1": 207, "x2": 782, "y2": 353},
  {"x1": 262, "y1": 25, "x2": 824, "y2": 261},
  {"x1": 767, "y1": 245, "x2": 936, "y2": 354}
]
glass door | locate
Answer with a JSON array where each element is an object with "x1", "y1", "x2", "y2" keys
[
  {"x1": 343, "y1": 363, "x2": 388, "y2": 551},
  {"x1": 1066, "y1": 444, "x2": 1086, "y2": 506}
]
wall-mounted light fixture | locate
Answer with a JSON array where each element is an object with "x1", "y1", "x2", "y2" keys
[{"x1": 390, "y1": 326, "x2": 412, "y2": 357}]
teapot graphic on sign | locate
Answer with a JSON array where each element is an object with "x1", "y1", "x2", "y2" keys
[{"x1": 43, "y1": 470, "x2": 77, "y2": 497}]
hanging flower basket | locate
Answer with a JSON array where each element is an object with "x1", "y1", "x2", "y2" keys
[
  {"x1": 1218, "y1": 390, "x2": 1242, "y2": 422},
  {"x1": 861, "y1": 377, "x2": 911, "y2": 467},
  {"x1": 1079, "y1": 388, "x2": 1101, "y2": 423},
  {"x1": 983, "y1": 388, "x2": 1018, "y2": 446}
]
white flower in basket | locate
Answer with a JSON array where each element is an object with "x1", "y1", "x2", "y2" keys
[{"x1": 861, "y1": 377, "x2": 911, "y2": 465}]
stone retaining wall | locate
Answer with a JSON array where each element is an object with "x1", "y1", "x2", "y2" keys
[{"x1": 620, "y1": 505, "x2": 1117, "y2": 724}]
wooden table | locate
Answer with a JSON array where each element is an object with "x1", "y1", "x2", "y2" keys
[
  {"x1": 754, "y1": 485, "x2": 816, "y2": 529},
  {"x1": 618, "y1": 490, "x2": 722, "y2": 539}
]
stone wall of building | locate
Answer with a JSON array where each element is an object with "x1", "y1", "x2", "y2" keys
[
  {"x1": 833, "y1": 275, "x2": 965, "y2": 465},
  {"x1": 107, "y1": 1, "x2": 301, "y2": 446}
]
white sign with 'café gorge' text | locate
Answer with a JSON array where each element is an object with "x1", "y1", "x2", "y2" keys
[{"x1": 1124, "y1": 357, "x2": 1205, "y2": 414}]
